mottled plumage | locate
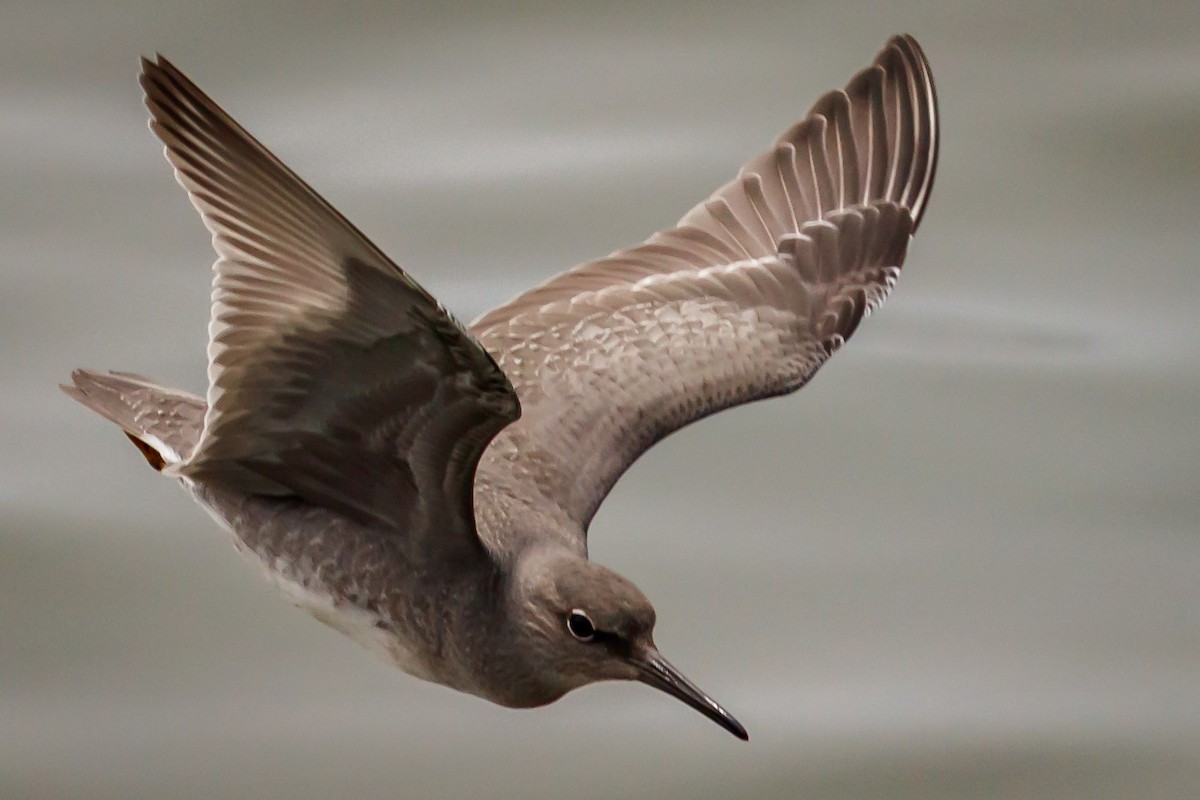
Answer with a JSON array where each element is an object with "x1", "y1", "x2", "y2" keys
[{"x1": 63, "y1": 35, "x2": 939, "y2": 740}]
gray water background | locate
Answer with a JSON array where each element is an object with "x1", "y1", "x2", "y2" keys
[{"x1": 3, "y1": 1, "x2": 1199, "y2": 797}]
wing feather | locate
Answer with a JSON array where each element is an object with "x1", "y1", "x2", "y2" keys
[
  {"x1": 470, "y1": 35, "x2": 937, "y2": 532},
  {"x1": 140, "y1": 56, "x2": 519, "y2": 541}
]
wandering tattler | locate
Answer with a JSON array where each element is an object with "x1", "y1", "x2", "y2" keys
[{"x1": 62, "y1": 34, "x2": 938, "y2": 741}]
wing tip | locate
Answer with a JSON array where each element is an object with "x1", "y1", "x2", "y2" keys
[
  {"x1": 138, "y1": 53, "x2": 200, "y2": 129},
  {"x1": 139, "y1": 53, "x2": 177, "y2": 81},
  {"x1": 880, "y1": 34, "x2": 940, "y2": 231},
  {"x1": 767, "y1": 34, "x2": 939, "y2": 233},
  {"x1": 138, "y1": 53, "x2": 165, "y2": 94}
]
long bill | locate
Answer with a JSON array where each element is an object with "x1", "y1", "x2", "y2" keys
[{"x1": 632, "y1": 649, "x2": 748, "y2": 741}]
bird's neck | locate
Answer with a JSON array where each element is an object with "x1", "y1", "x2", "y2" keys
[{"x1": 459, "y1": 545, "x2": 584, "y2": 708}]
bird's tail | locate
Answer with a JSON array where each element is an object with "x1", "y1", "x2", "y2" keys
[{"x1": 60, "y1": 369, "x2": 206, "y2": 471}]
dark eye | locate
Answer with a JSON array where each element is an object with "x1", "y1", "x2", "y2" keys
[{"x1": 566, "y1": 609, "x2": 595, "y2": 642}]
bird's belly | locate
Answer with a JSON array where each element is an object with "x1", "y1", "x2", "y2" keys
[
  {"x1": 258, "y1": 558, "x2": 438, "y2": 684},
  {"x1": 188, "y1": 483, "x2": 438, "y2": 683}
]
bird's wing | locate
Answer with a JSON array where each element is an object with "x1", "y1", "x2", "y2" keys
[
  {"x1": 141, "y1": 56, "x2": 519, "y2": 547},
  {"x1": 470, "y1": 35, "x2": 937, "y2": 531}
]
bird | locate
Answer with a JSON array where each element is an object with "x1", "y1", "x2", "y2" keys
[{"x1": 62, "y1": 34, "x2": 938, "y2": 741}]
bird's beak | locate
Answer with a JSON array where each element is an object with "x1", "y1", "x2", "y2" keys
[{"x1": 632, "y1": 648, "x2": 748, "y2": 741}]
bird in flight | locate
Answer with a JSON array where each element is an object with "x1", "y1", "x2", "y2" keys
[{"x1": 63, "y1": 34, "x2": 938, "y2": 741}]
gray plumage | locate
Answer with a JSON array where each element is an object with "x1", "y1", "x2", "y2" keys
[{"x1": 63, "y1": 34, "x2": 939, "y2": 740}]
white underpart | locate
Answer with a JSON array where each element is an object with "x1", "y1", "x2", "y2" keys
[
  {"x1": 185, "y1": 481, "x2": 437, "y2": 683},
  {"x1": 259, "y1": 556, "x2": 437, "y2": 683},
  {"x1": 141, "y1": 433, "x2": 182, "y2": 464}
]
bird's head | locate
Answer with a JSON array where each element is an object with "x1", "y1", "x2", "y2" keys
[{"x1": 510, "y1": 547, "x2": 747, "y2": 740}]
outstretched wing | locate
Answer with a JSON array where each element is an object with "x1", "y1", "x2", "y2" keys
[
  {"x1": 470, "y1": 35, "x2": 938, "y2": 531},
  {"x1": 141, "y1": 57, "x2": 519, "y2": 544}
]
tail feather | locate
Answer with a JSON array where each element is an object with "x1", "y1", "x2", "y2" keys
[{"x1": 61, "y1": 369, "x2": 206, "y2": 470}]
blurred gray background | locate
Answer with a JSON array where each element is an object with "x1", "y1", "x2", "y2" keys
[{"x1": 3, "y1": 1, "x2": 1199, "y2": 798}]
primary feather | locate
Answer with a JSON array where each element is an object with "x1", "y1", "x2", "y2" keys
[{"x1": 471, "y1": 34, "x2": 938, "y2": 532}]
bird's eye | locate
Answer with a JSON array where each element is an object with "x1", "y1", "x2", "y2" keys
[{"x1": 566, "y1": 609, "x2": 595, "y2": 642}]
